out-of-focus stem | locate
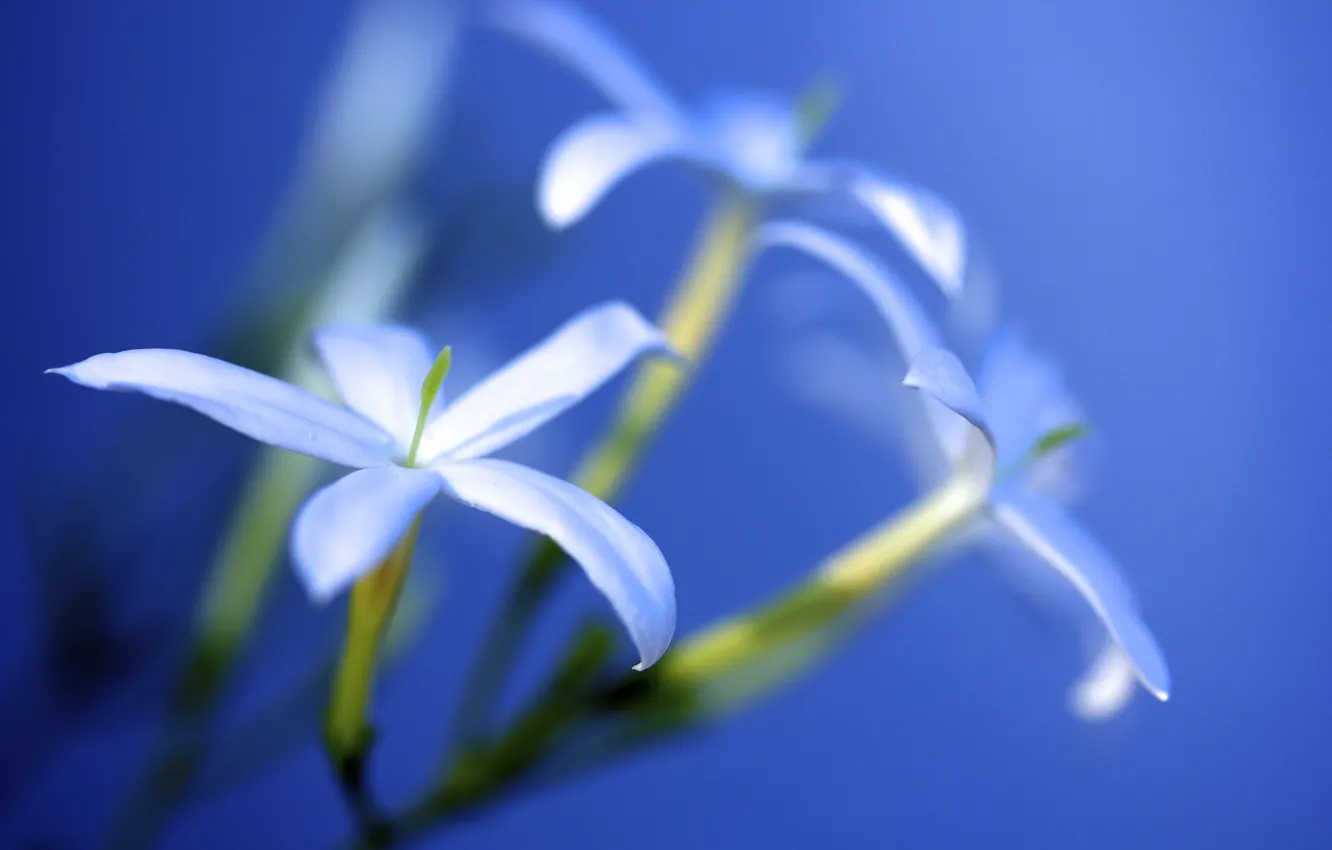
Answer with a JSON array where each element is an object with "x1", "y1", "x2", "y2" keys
[
  {"x1": 448, "y1": 76, "x2": 843, "y2": 750},
  {"x1": 186, "y1": 451, "x2": 323, "y2": 708},
  {"x1": 573, "y1": 191, "x2": 758, "y2": 500},
  {"x1": 107, "y1": 213, "x2": 426, "y2": 850},
  {"x1": 450, "y1": 191, "x2": 757, "y2": 745},
  {"x1": 370, "y1": 475, "x2": 985, "y2": 850},
  {"x1": 106, "y1": 449, "x2": 327, "y2": 850}
]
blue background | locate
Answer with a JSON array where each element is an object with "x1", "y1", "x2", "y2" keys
[{"x1": 3, "y1": 0, "x2": 1330, "y2": 848}]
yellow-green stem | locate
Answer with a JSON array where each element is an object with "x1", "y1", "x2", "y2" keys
[
  {"x1": 326, "y1": 518, "x2": 424, "y2": 763},
  {"x1": 448, "y1": 190, "x2": 758, "y2": 747},
  {"x1": 573, "y1": 190, "x2": 757, "y2": 501},
  {"x1": 379, "y1": 476, "x2": 987, "y2": 849},
  {"x1": 660, "y1": 474, "x2": 987, "y2": 692}
]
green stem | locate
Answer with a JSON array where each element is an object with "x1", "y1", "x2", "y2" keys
[
  {"x1": 572, "y1": 190, "x2": 758, "y2": 501},
  {"x1": 657, "y1": 473, "x2": 986, "y2": 698},
  {"x1": 446, "y1": 74, "x2": 843, "y2": 751},
  {"x1": 326, "y1": 519, "x2": 424, "y2": 778},
  {"x1": 187, "y1": 451, "x2": 323, "y2": 710},
  {"x1": 450, "y1": 190, "x2": 758, "y2": 745},
  {"x1": 372, "y1": 475, "x2": 986, "y2": 849},
  {"x1": 108, "y1": 212, "x2": 426, "y2": 850}
]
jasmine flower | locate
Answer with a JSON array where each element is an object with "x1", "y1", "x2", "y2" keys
[
  {"x1": 762, "y1": 221, "x2": 1170, "y2": 706},
  {"x1": 49, "y1": 302, "x2": 678, "y2": 670},
  {"x1": 486, "y1": 0, "x2": 967, "y2": 296}
]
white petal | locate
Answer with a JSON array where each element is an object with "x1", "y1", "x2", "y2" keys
[
  {"x1": 290, "y1": 466, "x2": 441, "y2": 602},
  {"x1": 760, "y1": 221, "x2": 969, "y2": 462},
  {"x1": 903, "y1": 346, "x2": 997, "y2": 481},
  {"x1": 783, "y1": 333, "x2": 954, "y2": 490},
  {"x1": 978, "y1": 329, "x2": 1088, "y2": 497},
  {"x1": 789, "y1": 165, "x2": 969, "y2": 298},
  {"x1": 758, "y1": 221, "x2": 943, "y2": 370},
  {"x1": 989, "y1": 488, "x2": 1170, "y2": 701},
  {"x1": 538, "y1": 113, "x2": 685, "y2": 228},
  {"x1": 1069, "y1": 643, "x2": 1138, "y2": 721},
  {"x1": 49, "y1": 350, "x2": 394, "y2": 469},
  {"x1": 418, "y1": 302, "x2": 674, "y2": 463},
  {"x1": 434, "y1": 458, "x2": 675, "y2": 669},
  {"x1": 314, "y1": 325, "x2": 438, "y2": 451},
  {"x1": 487, "y1": 0, "x2": 682, "y2": 119},
  {"x1": 851, "y1": 172, "x2": 966, "y2": 297}
]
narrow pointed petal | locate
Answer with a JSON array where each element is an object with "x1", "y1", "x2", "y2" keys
[
  {"x1": 314, "y1": 325, "x2": 438, "y2": 450},
  {"x1": 1069, "y1": 643, "x2": 1138, "y2": 721},
  {"x1": 978, "y1": 329, "x2": 1091, "y2": 501},
  {"x1": 418, "y1": 302, "x2": 675, "y2": 462},
  {"x1": 903, "y1": 346, "x2": 997, "y2": 479},
  {"x1": 537, "y1": 113, "x2": 685, "y2": 227},
  {"x1": 290, "y1": 466, "x2": 441, "y2": 602},
  {"x1": 793, "y1": 163, "x2": 966, "y2": 297},
  {"x1": 760, "y1": 221, "x2": 969, "y2": 462},
  {"x1": 434, "y1": 458, "x2": 675, "y2": 669},
  {"x1": 989, "y1": 488, "x2": 1170, "y2": 701},
  {"x1": 850, "y1": 171, "x2": 967, "y2": 297},
  {"x1": 487, "y1": 0, "x2": 682, "y2": 119},
  {"x1": 49, "y1": 350, "x2": 394, "y2": 468},
  {"x1": 758, "y1": 221, "x2": 943, "y2": 368}
]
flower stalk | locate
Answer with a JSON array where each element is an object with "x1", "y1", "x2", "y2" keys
[
  {"x1": 325, "y1": 517, "x2": 424, "y2": 807},
  {"x1": 325, "y1": 343, "x2": 453, "y2": 815},
  {"x1": 574, "y1": 191, "x2": 757, "y2": 501},
  {"x1": 447, "y1": 67, "x2": 854, "y2": 746},
  {"x1": 182, "y1": 451, "x2": 321, "y2": 711},
  {"x1": 449, "y1": 79, "x2": 843, "y2": 744},
  {"x1": 104, "y1": 213, "x2": 428, "y2": 850},
  {"x1": 657, "y1": 472, "x2": 986, "y2": 703},
  {"x1": 378, "y1": 473, "x2": 987, "y2": 850},
  {"x1": 326, "y1": 519, "x2": 424, "y2": 762},
  {"x1": 451, "y1": 190, "x2": 757, "y2": 744}
]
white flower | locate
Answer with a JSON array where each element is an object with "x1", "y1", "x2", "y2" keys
[
  {"x1": 486, "y1": 0, "x2": 967, "y2": 296},
  {"x1": 49, "y1": 302, "x2": 678, "y2": 670},
  {"x1": 762, "y1": 221, "x2": 1170, "y2": 709}
]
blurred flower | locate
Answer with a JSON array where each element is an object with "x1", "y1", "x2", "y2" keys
[
  {"x1": 764, "y1": 221, "x2": 1170, "y2": 711},
  {"x1": 486, "y1": 0, "x2": 967, "y2": 296},
  {"x1": 49, "y1": 303, "x2": 679, "y2": 670}
]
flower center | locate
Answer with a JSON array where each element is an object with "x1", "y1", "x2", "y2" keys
[{"x1": 404, "y1": 346, "x2": 451, "y2": 468}]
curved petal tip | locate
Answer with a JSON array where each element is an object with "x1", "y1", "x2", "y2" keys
[
  {"x1": 538, "y1": 114, "x2": 682, "y2": 229},
  {"x1": 433, "y1": 458, "x2": 676, "y2": 669},
  {"x1": 903, "y1": 347, "x2": 995, "y2": 452},
  {"x1": 851, "y1": 174, "x2": 967, "y2": 298}
]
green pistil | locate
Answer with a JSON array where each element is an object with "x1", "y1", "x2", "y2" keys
[
  {"x1": 998, "y1": 422, "x2": 1090, "y2": 484},
  {"x1": 405, "y1": 346, "x2": 451, "y2": 468}
]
